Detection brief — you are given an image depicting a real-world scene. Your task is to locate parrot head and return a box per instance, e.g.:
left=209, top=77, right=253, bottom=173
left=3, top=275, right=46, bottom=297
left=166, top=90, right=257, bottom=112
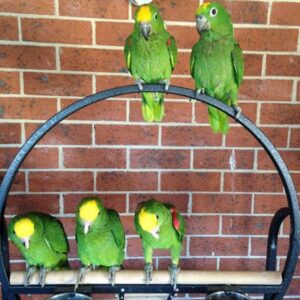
left=195, top=2, right=233, bottom=36
left=137, top=199, right=169, bottom=239
left=134, top=4, right=164, bottom=41
left=78, top=197, right=102, bottom=234
left=13, top=217, right=35, bottom=249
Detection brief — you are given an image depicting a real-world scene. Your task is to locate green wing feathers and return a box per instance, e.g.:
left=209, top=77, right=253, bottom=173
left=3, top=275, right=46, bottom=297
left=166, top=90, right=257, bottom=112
left=142, top=92, right=164, bottom=122
left=231, top=43, right=244, bottom=87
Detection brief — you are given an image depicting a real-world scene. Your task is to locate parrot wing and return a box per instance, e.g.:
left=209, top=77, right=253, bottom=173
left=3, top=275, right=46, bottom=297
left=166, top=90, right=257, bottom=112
left=43, top=216, right=69, bottom=254
left=108, top=210, right=125, bottom=249
left=124, top=35, right=133, bottom=73
left=166, top=35, right=177, bottom=71
left=165, top=204, right=185, bottom=243
left=190, top=44, right=197, bottom=79
left=231, top=42, right=244, bottom=87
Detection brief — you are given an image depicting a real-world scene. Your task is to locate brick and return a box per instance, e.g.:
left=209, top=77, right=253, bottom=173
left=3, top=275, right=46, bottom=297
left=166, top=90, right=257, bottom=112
left=130, top=149, right=190, bottom=169
left=186, top=215, right=219, bottom=235
left=261, top=103, right=300, bottom=125
left=194, top=149, right=254, bottom=170
left=224, top=173, right=282, bottom=193
left=271, top=2, right=300, bottom=26
left=290, top=128, right=300, bottom=148
left=0, top=72, right=20, bottom=94
left=244, top=54, right=263, bottom=76
left=121, top=215, right=135, bottom=235
left=190, top=237, right=248, bottom=256
left=60, top=217, right=76, bottom=237
left=280, top=257, right=300, bottom=276
left=63, top=148, right=126, bottom=169
left=162, top=126, right=222, bottom=147
left=61, top=99, right=127, bottom=121
left=192, top=194, right=251, bottom=214
left=0, top=46, right=55, bottom=69
left=260, top=127, right=289, bottom=148
left=220, top=258, right=266, bottom=271
left=225, top=127, right=260, bottom=148
left=63, top=193, right=126, bottom=214
left=167, top=25, right=199, bottom=50
left=287, top=278, right=300, bottom=295
left=222, top=216, right=272, bottom=235
left=0, top=147, right=59, bottom=169
left=95, top=124, right=158, bottom=145
left=129, top=100, right=193, bottom=123
left=254, top=195, right=287, bottom=214
left=122, top=258, right=145, bottom=270
left=96, top=22, right=132, bottom=46
left=60, top=48, right=124, bottom=72
left=96, top=75, right=133, bottom=92
left=6, top=194, right=59, bottom=215
left=22, top=18, right=92, bottom=45
left=59, top=0, right=128, bottom=19
left=0, top=16, right=18, bottom=41
left=239, top=80, right=293, bottom=101
left=161, top=172, right=220, bottom=192
left=174, top=52, right=190, bottom=75
left=97, top=171, right=158, bottom=191
left=0, top=123, right=21, bottom=144
left=24, top=73, right=92, bottom=97
left=25, top=123, right=92, bottom=145
left=258, top=150, right=300, bottom=171
left=297, top=82, right=300, bottom=102
left=0, top=171, right=25, bottom=192
left=129, top=193, right=189, bottom=213
left=266, top=55, right=300, bottom=77
left=170, top=257, right=217, bottom=270
left=0, top=98, right=57, bottom=120
left=251, top=237, right=288, bottom=256
left=29, top=171, right=93, bottom=192
left=0, top=0, right=54, bottom=14
left=235, top=28, right=298, bottom=52
left=127, top=237, right=146, bottom=257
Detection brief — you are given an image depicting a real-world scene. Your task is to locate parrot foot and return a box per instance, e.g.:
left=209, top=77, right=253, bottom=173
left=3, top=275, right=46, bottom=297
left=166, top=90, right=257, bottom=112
left=159, top=79, right=170, bottom=92
left=74, top=265, right=92, bottom=292
left=196, top=88, right=205, bottom=96
left=108, top=266, right=120, bottom=286
left=24, top=265, right=37, bottom=287
left=136, top=79, right=145, bottom=91
left=233, top=105, right=242, bottom=119
left=39, top=266, right=49, bottom=288
left=168, top=264, right=180, bottom=290
left=144, top=263, right=153, bottom=284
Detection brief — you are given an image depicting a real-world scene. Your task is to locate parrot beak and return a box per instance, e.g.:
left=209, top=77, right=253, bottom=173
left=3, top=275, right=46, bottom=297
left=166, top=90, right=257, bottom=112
left=196, top=15, right=210, bottom=34
left=22, top=238, right=30, bottom=249
left=140, top=22, right=151, bottom=41
left=83, top=222, right=91, bottom=234
left=150, top=226, right=160, bottom=239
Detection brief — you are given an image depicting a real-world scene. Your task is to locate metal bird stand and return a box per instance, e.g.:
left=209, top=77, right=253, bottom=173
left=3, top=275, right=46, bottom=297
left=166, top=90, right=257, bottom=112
left=0, top=85, right=299, bottom=300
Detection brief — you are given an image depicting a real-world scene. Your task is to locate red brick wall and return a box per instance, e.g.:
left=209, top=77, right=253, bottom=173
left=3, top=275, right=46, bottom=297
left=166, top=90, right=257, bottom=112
left=0, top=0, right=299, bottom=299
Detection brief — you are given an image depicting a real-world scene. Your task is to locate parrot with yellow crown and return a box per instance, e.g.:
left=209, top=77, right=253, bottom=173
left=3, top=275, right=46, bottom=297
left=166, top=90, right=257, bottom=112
left=124, top=4, right=177, bottom=122
left=134, top=199, right=185, bottom=288
left=75, top=197, right=125, bottom=289
left=190, top=2, right=244, bottom=134
left=8, top=212, right=69, bottom=287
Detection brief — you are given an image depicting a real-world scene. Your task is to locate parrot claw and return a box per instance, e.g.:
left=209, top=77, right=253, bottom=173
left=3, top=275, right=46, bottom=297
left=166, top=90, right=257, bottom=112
left=74, top=265, right=92, bottom=292
left=39, top=267, right=48, bottom=288
left=168, top=264, right=180, bottom=290
left=24, top=266, right=37, bottom=287
left=136, top=79, right=145, bottom=91
left=159, top=79, right=170, bottom=92
left=108, top=266, right=120, bottom=286
left=144, top=263, right=153, bottom=284
left=196, top=88, right=205, bottom=96
left=233, top=105, right=242, bottom=119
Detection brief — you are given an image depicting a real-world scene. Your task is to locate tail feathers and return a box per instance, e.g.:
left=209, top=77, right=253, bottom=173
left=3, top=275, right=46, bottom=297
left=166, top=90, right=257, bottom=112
left=142, top=92, right=164, bottom=122
left=208, top=105, right=229, bottom=135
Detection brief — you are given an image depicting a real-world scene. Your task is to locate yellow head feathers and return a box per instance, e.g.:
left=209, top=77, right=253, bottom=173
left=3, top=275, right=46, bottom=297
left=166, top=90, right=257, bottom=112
left=196, top=2, right=211, bottom=15
left=14, top=218, right=34, bottom=239
left=79, top=200, right=100, bottom=222
left=137, top=5, right=152, bottom=23
left=138, top=208, right=158, bottom=232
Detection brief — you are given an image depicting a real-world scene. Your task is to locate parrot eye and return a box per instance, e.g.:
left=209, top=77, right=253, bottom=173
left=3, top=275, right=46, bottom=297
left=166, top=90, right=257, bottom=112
left=156, top=214, right=159, bottom=220
left=154, top=12, right=158, bottom=20
left=210, top=7, right=218, bottom=17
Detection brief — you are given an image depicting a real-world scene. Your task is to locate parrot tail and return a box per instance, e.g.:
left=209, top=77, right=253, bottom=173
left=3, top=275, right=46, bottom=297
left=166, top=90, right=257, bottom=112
left=141, top=92, right=164, bottom=122
left=208, top=105, right=229, bottom=135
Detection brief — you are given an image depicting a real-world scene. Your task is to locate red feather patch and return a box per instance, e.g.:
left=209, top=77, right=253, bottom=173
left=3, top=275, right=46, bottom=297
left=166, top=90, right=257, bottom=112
left=171, top=207, right=180, bottom=231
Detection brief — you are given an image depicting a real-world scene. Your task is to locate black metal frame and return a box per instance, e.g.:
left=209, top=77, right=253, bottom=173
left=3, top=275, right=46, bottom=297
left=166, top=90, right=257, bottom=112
left=0, top=84, right=299, bottom=300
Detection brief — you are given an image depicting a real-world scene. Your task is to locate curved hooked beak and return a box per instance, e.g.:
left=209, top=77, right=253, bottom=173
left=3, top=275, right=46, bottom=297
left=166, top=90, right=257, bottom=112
left=83, top=221, right=92, bottom=234
left=196, top=15, right=210, bottom=34
left=140, top=22, right=151, bottom=41
left=150, top=225, right=160, bottom=239
left=22, top=238, right=30, bottom=249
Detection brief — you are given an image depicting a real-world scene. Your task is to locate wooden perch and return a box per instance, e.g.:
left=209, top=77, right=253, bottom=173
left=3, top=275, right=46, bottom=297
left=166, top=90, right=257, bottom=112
left=10, top=270, right=282, bottom=286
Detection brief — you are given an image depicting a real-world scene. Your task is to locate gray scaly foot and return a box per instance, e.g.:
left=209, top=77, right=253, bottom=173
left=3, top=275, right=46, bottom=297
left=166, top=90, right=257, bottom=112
left=24, top=265, right=37, bottom=287
left=233, top=105, right=242, bottom=119
left=108, top=266, right=120, bottom=286
left=74, top=265, right=92, bottom=292
left=144, top=263, right=153, bottom=285
left=168, top=264, right=180, bottom=290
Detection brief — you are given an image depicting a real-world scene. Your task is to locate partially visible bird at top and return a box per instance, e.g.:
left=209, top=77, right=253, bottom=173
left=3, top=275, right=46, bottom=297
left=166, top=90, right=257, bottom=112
left=130, top=0, right=152, bottom=6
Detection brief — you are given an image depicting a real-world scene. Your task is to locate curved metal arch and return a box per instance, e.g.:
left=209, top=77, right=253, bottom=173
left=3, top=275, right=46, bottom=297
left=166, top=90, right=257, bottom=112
left=0, top=84, right=299, bottom=300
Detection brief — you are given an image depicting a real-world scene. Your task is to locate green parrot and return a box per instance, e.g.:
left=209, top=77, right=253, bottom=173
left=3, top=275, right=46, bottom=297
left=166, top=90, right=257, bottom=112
left=8, top=212, right=69, bottom=287
left=124, top=4, right=178, bottom=122
left=190, top=2, right=244, bottom=134
left=134, top=199, right=185, bottom=288
left=75, top=197, right=125, bottom=289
